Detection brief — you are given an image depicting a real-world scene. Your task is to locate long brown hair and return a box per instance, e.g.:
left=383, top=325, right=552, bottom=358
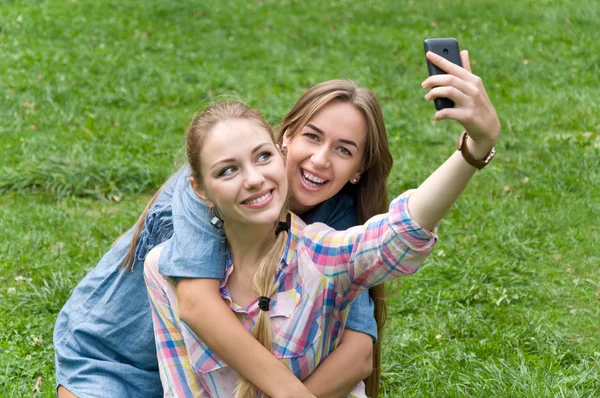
left=277, top=80, right=393, bottom=397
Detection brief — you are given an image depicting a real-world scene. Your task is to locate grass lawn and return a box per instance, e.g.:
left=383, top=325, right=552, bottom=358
left=1, top=0, right=599, bottom=396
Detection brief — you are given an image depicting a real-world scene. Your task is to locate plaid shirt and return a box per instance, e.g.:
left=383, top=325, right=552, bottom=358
left=145, top=192, right=438, bottom=397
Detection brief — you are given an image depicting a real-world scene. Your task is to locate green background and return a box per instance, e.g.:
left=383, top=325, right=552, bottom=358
left=1, top=0, right=598, bottom=396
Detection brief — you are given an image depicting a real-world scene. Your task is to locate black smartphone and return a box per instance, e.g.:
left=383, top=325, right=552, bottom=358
left=423, top=38, right=463, bottom=110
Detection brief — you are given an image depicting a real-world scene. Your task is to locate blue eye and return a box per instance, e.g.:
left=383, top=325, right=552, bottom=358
left=219, top=166, right=238, bottom=177
left=257, top=151, right=273, bottom=162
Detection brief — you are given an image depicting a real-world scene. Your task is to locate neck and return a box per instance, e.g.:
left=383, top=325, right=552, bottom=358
left=225, top=221, right=277, bottom=272
left=289, top=196, right=314, bottom=216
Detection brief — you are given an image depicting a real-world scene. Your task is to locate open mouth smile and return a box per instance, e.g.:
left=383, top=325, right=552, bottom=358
left=300, top=168, right=330, bottom=190
left=241, top=189, right=275, bottom=208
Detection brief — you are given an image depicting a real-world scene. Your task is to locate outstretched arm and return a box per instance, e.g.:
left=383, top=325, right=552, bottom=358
left=408, top=50, right=501, bottom=230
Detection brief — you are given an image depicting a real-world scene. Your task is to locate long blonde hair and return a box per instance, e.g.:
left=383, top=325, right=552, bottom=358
left=277, top=80, right=394, bottom=397
left=185, top=102, right=286, bottom=398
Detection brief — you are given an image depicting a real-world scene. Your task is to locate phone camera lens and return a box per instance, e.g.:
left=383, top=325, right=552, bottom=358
left=443, top=48, right=449, bottom=55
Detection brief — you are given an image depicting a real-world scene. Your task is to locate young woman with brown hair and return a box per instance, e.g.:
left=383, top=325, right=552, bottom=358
left=145, top=50, right=500, bottom=397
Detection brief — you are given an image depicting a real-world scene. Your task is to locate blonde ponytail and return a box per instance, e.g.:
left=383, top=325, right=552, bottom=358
left=234, top=226, right=289, bottom=398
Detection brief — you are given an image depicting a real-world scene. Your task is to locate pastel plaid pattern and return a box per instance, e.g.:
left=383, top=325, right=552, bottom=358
left=145, top=191, right=438, bottom=397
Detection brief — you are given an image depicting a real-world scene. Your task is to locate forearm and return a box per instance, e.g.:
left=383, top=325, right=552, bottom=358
left=177, top=278, right=314, bottom=398
left=303, top=330, right=373, bottom=398
left=412, top=50, right=501, bottom=231
left=407, top=136, right=494, bottom=230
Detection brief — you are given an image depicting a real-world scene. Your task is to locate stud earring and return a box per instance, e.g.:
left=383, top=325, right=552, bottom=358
left=350, top=176, right=361, bottom=184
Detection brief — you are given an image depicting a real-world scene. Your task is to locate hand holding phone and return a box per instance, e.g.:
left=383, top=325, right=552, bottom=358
left=424, top=38, right=463, bottom=110
left=421, top=43, right=501, bottom=154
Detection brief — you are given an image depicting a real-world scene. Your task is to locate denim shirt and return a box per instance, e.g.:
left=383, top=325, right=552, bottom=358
left=54, top=165, right=376, bottom=398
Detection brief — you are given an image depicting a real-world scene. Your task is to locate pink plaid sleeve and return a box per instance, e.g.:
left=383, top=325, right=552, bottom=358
left=144, top=247, right=203, bottom=397
left=299, top=190, right=438, bottom=304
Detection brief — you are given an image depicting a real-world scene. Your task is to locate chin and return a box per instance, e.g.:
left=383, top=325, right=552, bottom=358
left=252, top=213, right=283, bottom=225
left=296, top=191, right=326, bottom=209
left=243, top=204, right=284, bottom=225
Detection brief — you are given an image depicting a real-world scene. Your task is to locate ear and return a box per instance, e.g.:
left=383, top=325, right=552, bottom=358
left=353, top=165, right=364, bottom=181
left=190, top=177, right=215, bottom=209
left=349, top=165, right=364, bottom=184
left=281, top=129, right=291, bottom=147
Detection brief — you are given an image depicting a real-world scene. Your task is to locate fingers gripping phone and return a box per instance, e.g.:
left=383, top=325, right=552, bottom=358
left=424, top=38, right=463, bottom=110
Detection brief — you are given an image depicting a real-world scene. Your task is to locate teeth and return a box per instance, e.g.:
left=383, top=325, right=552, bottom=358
left=302, top=170, right=327, bottom=185
left=244, top=192, right=270, bottom=205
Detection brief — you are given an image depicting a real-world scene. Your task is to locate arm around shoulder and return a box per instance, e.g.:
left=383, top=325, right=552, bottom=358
left=176, top=278, right=316, bottom=398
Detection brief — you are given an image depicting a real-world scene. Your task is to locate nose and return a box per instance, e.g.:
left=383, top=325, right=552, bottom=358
left=310, top=147, right=331, bottom=169
left=244, top=166, right=265, bottom=190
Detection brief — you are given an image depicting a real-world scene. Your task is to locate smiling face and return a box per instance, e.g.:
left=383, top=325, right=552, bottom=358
left=283, top=100, right=367, bottom=214
left=194, top=119, right=288, bottom=228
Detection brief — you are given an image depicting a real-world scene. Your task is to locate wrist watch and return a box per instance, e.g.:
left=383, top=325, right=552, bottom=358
left=456, top=131, right=495, bottom=170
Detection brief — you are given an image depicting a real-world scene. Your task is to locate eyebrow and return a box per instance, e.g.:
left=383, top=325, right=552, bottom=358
left=210, top=143, right=271, bottom=171
left=306, top=123, right=358, bottom=149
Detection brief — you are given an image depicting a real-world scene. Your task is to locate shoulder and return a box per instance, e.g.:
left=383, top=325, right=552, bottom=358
left=144, top=245, right=166, bottom=277
left=146, top=245, right=164, bottom=264
left=289, top=212, right=337, bottom=244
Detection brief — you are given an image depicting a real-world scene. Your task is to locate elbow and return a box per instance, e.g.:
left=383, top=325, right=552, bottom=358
left=340, top=330, right=375, bottom=380
left=176, top=289, right=211, bottom=328
left=177, top=294, right=197, bottom=326
left=175, top=278, right=222, bottom=327
left=353, top=335, right=374, bottom=380
left=359, top=345, right=374, bottom=380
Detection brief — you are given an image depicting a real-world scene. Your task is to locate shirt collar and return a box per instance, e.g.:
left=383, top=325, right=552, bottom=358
left=221, top=213, right=304, bottom=288
left=283, top=211, right=303, bottom=267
